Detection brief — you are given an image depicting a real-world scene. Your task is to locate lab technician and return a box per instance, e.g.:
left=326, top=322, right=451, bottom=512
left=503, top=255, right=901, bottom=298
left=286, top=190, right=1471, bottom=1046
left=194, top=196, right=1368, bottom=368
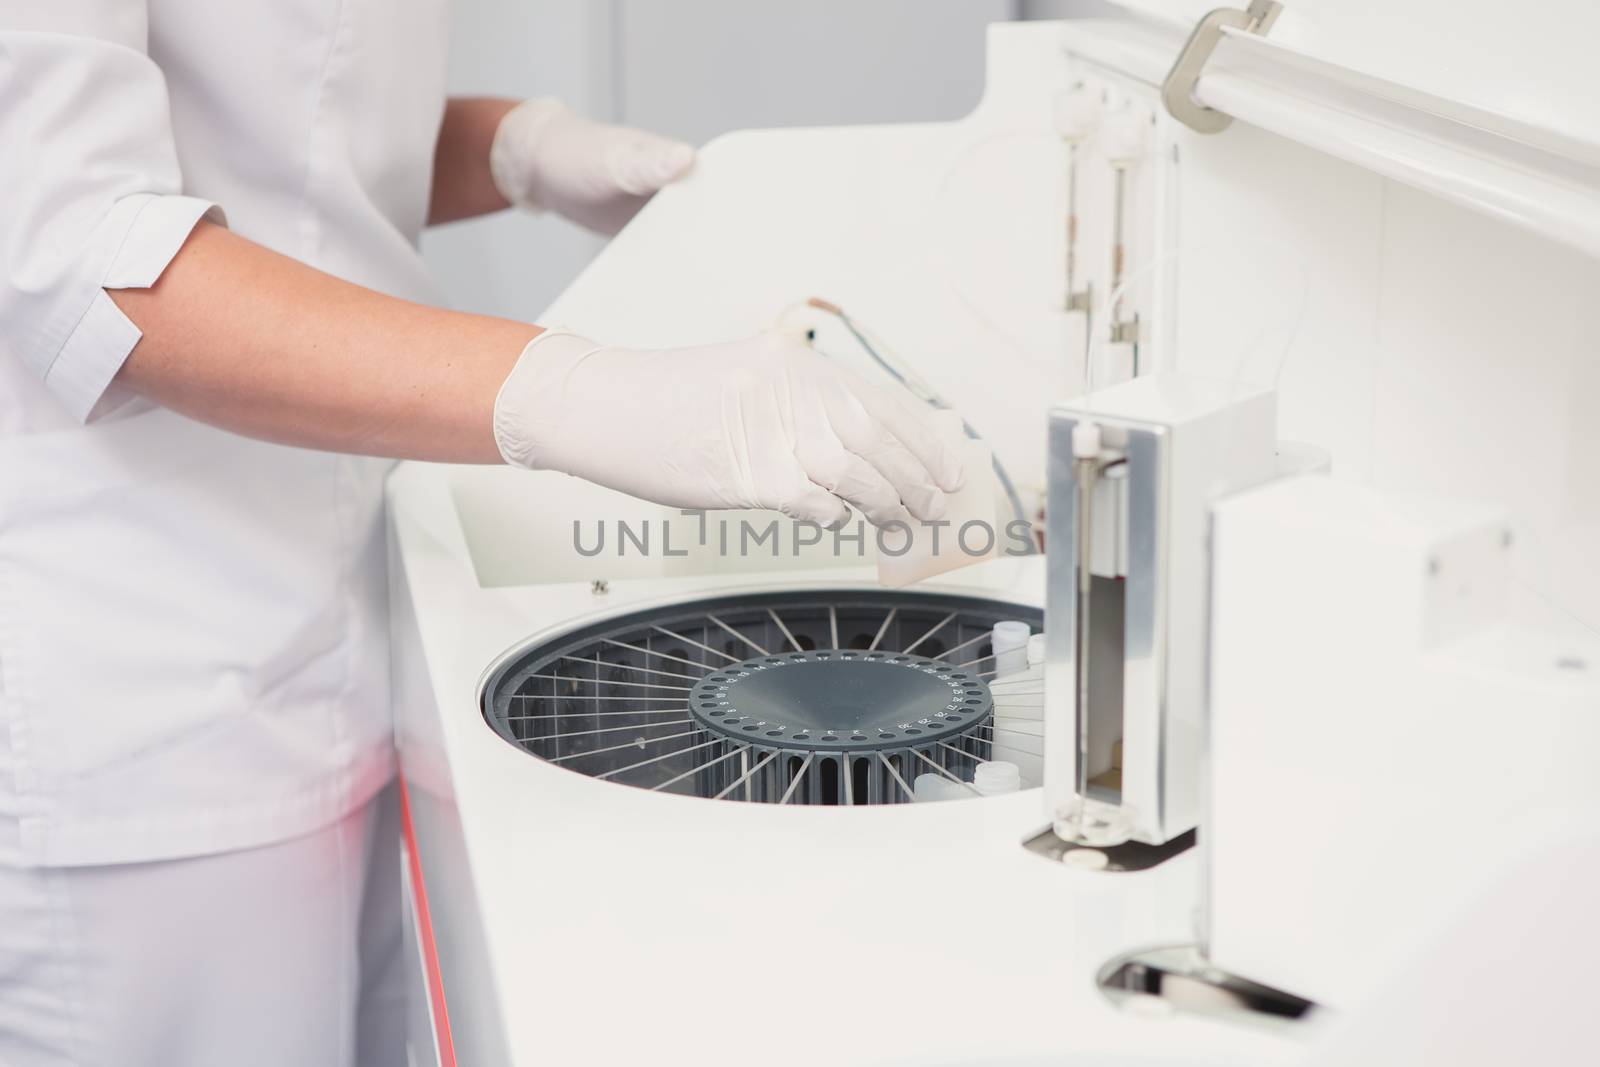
left=0, top=4, right=964, bottom=1065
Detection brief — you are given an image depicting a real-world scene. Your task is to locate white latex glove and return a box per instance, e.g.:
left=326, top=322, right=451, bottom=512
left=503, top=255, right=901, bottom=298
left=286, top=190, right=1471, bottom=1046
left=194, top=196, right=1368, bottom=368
left=494, top=331, right=967, bottom=528
left=489, top=98, right=696, bottom=235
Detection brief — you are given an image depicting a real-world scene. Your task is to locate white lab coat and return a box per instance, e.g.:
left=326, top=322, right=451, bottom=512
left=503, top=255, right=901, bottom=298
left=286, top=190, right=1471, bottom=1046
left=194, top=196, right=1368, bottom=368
left=0, top=0, right=451, bottom=866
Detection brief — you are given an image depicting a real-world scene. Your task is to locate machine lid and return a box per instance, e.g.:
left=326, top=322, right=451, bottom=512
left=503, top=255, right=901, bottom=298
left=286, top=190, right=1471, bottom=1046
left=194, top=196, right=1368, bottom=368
left=1110, top=0, right=1600, bottom=145
left=1074, top=2, right=1600, bottom=259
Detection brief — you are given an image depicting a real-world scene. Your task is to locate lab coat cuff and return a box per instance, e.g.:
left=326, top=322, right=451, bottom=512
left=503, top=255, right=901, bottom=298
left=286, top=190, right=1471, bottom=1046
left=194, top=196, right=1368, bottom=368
left=43, top=193, right=223, bottom=423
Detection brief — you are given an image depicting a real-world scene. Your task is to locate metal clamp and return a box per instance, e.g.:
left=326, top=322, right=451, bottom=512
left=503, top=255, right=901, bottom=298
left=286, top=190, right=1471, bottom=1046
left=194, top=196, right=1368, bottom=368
left=1161, top=0, right=1282, bottom=134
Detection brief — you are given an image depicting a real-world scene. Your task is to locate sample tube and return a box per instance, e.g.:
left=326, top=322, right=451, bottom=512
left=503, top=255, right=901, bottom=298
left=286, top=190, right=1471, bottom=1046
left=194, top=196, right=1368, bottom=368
left=991, top=621, right=1031, bottom=677
left=973, top=762, right=1022, bottom=796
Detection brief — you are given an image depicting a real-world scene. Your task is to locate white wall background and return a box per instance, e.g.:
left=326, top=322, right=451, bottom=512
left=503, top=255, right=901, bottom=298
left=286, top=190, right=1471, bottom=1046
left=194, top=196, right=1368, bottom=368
left=1020, top=0, right=1124, bottom=17
left=419, top=0, right=616, bottom=325
left=421, top=0, right=1074, bottom=323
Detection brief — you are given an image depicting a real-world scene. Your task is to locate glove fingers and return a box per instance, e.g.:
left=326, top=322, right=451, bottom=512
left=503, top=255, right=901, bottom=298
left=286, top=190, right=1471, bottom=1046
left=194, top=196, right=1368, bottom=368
left=773, top=478, right=851, bottom=528
left=796, top=440, right=914, bottom=529
left=856, top=385, right=966, bottom=493
left=608, top=134, right=696, bottom=196
left=826, top=413, right=948, bottom=523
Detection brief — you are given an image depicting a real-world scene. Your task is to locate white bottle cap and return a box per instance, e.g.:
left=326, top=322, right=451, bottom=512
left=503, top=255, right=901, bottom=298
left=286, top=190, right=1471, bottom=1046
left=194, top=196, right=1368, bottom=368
left=1072, top=420, right=1102, bottom=459
left=991, top=621, right=1031, bottom=678
left=991, top=620, right=1030, bottom=651
left=914, top=773, right=952, bottom=802
left=972, top=761, right=1022, bottom=796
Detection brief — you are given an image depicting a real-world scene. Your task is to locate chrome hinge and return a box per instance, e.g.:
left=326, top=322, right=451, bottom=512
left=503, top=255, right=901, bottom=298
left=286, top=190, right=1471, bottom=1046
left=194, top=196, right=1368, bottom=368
left=1161, top=0, right=1282, bottom=134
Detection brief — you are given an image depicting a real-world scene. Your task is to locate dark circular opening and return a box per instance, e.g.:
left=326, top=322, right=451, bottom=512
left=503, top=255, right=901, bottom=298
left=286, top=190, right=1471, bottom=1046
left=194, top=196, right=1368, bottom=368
left=486, top=589, right=1035, bottom=806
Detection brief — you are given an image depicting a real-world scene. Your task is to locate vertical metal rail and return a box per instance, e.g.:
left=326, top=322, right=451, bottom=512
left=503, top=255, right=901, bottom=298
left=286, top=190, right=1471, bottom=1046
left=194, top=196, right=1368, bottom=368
left=1073, top=453, right=1100, bottom=838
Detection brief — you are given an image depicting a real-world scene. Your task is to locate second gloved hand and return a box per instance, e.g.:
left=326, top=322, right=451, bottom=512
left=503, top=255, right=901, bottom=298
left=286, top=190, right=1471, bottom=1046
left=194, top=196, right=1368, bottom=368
left=490, top=98, right=696, bottom=235
left=494, top=331, right=967, bottom=528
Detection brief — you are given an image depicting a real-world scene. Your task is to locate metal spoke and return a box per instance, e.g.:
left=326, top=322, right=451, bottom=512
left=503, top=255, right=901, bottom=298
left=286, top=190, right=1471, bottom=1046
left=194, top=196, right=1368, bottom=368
left=902, top=612, right=957, bottom=656
left=937, top=740, right=987, bottom=763
left=649, top=746, right=746, bottom=792
left=932, top=631, right=989, bottom=661
left=768, top=608, right=804, bottom=653
left=600, top=639, right=716, bottom=673
left=512, top=693, right=684, bottom=703
left=558, top=654, right=704, bottom=682
left=521, top=674, right=692, bottom=693
left=867, top=608, right=897, bottom=651
left=505, top=707, right=692, bottom=721
left=545, top=729, right=703, bottom=764
left=974, top=724, right=1037, bottom=738
left=529, top=719, right=692, bottom=742
left=877, top=752, right=915, bottom=801
left=599, top=738, right=726, bottom=782
left=778, top=755, right=815, bottom=804
left=651, top=625, right=741, bottom=663
left=713, top=751, right=777, bottom=800
left=828, top=605, right=839, bottom=650
left=708, top=614, right=769, bottom=657
left=954, top=652, right=998, bottom=669
left=911, top=747, right=981, bottom=795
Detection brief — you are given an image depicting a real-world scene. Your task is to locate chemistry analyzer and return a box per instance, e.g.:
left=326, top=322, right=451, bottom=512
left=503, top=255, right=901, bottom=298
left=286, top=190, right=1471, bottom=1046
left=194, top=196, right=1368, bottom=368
left=387, top=3, right=1600, bottom=1064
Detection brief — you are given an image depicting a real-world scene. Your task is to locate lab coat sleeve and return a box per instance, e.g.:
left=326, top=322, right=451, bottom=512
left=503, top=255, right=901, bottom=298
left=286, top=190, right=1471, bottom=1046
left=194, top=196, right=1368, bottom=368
left=0, top=5, right=222, bottom=422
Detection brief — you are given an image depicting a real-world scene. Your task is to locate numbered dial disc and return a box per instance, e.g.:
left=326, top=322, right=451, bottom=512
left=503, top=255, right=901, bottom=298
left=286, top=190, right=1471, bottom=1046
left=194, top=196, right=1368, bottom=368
left=689, top=650, right=993, bottom=752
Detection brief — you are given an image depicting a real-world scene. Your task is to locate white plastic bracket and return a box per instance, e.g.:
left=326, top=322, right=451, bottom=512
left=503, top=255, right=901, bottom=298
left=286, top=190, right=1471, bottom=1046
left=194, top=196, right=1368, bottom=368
left=1160, top=0, right=1282, bottom=134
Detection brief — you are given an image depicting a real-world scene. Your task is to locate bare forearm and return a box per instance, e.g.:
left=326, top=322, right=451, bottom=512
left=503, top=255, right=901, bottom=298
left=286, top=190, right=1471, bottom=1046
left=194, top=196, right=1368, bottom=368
left=429, top=96, right=518, bottom=225
left=111, top=221, right=539, bottom=463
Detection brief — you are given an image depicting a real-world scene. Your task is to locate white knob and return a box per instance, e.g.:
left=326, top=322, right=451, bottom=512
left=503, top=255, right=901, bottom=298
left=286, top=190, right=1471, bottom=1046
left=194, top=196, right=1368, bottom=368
left=1054, top=87, right=1105, bottom=143
left=1100, top=107, right=1151, bottom=165
left=1072, top=420, right=1102, bottom=459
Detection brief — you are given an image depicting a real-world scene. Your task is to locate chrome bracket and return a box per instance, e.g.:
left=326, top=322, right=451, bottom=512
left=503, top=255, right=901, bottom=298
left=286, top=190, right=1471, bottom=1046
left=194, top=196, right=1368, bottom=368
left=1109, top=315, right=1141, bottom=345
left=1161, top=0, right=1282, bottom=134
left=1098, top=944, right=1315, bottom=1026
left=1023, top=825, right=1194, bottom=873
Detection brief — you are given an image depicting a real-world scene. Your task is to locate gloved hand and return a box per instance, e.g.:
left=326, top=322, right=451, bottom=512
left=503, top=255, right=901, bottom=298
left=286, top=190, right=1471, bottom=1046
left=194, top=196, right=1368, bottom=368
left=494, top=330, right=967, bottom=528
left=489, top=98, right=695, bottom=235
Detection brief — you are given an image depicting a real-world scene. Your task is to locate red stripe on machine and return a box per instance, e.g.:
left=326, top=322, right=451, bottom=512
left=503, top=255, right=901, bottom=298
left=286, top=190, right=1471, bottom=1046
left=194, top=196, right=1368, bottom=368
left=399, top=773, right=458, bottom=1067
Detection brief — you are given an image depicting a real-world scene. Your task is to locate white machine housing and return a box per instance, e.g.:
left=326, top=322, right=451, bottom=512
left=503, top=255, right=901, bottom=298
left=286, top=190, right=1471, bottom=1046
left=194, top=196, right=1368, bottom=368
left=1207, top=475, right=1600, bottom=1009
left=388, top=4, right=1600, bottom=1064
